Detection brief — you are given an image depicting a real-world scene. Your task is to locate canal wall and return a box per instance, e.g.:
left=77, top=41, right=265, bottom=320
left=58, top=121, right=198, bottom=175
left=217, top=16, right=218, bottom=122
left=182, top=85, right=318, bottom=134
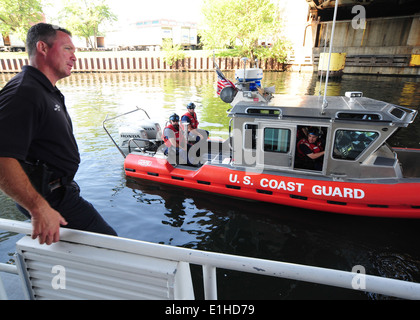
left=1, top=48, right=417, bottom=77
left=1, top=51, right=417, bottom=75
left=0, top=55, right=287, bottom=73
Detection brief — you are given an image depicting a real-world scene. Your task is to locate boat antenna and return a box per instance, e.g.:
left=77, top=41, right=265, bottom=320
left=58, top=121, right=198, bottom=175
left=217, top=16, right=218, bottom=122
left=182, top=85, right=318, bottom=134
left=212, top=50, right=217, bottom=69
left=321, top=0, right=339, bottom=115
left=241, top=57, right=248, bottom=83
left=319, top=23, right=329, bottom=97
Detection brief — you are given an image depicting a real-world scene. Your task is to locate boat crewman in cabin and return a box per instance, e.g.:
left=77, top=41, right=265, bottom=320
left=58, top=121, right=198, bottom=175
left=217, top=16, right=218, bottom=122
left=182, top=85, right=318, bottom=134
left=0, top=23, right=117, bottom=245
left=296, top=127, right=325, bottom=171
left=163, top=113, right=192, bottom=165
left=181, top=102, right=209, bottom=143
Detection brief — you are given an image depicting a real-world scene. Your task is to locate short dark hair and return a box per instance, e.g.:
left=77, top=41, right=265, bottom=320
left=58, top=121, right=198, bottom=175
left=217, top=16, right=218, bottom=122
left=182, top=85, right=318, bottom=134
left=26, top=23, right=72, bottom=57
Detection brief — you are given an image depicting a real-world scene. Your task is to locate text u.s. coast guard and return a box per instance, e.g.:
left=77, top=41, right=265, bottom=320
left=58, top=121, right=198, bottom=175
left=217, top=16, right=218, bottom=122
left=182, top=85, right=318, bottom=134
left=229, top=174, right=365, bottom=199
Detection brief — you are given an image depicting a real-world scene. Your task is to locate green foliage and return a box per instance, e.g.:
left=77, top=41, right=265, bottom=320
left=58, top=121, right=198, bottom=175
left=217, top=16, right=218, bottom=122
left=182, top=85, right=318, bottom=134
left=200, top=0, right=290, bottom=63
left=59, top=0, right=117, bottom=49
left=162, top=39, right=185, bottom=67
left=254, top=39, right=291, bottom=63
left=0, top=0, right=44, bottom=42
left=215, top=48, right=244, bottom=58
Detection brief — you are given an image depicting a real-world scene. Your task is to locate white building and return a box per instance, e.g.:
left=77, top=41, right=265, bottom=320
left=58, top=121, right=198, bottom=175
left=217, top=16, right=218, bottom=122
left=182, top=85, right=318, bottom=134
left=105, top=19, right=198, bottom=50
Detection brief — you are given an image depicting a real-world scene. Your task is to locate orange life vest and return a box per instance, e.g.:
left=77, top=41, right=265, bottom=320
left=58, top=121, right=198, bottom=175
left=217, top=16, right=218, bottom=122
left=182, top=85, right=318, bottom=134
left=163, top=124, right=185, bottom=147
left=297, top=138, right=323, bottom=158
left=183, top=112, right=199, bottom=130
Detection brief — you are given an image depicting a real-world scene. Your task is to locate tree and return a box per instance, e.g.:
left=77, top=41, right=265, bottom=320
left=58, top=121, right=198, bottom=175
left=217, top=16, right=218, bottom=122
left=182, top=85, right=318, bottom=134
left=200, top=0, right=289, bottom=63
left=59, top=0, right=117, bottom=49
left=162, top=39, right=185, bottom=67
left=0, top=0, right=44, bottom=42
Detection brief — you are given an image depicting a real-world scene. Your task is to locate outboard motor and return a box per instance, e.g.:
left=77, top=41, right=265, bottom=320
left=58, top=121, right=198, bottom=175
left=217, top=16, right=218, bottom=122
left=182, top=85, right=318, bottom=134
left=118, top=119, right=161, bottom=152
left=104, top=107, right=163, bottom=157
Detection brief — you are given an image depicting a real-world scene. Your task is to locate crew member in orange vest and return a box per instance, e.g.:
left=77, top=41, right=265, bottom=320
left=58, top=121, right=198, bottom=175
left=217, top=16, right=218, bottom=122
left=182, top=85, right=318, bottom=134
left=297, top=127, right=325, bottom=171
left=162, top=113, right=191, bottom=165
left=181, top=102, right=208, bottom=142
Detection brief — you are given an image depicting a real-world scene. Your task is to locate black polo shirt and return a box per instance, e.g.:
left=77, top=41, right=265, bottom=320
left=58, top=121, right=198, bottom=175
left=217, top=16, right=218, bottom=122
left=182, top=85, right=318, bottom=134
left=0, top=65, right=80, bottom=179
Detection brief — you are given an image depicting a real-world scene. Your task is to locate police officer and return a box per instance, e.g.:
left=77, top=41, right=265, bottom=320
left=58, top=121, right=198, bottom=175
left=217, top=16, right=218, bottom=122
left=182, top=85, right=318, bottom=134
left=0, top=23, right=117, bottom=245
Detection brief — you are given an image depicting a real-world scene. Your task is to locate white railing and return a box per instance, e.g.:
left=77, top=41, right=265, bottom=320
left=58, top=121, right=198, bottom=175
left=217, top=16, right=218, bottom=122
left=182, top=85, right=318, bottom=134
left=1, top=218, right=420, bottom=300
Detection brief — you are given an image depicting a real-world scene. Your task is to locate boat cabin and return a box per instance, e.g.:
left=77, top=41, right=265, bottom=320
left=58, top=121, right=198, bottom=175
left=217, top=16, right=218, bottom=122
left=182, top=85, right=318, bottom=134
left=227, top=92, right=418, bottom=180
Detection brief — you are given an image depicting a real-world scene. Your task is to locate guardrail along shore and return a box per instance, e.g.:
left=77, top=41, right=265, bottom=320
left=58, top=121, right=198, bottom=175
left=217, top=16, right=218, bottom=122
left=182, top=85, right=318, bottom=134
left=0, top=55, right=287, bottom=73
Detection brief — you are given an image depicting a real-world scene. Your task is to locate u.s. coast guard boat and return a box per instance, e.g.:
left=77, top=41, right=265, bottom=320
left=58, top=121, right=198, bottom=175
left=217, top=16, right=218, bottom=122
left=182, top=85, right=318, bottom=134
left=104, top=62, right=420, bottom=219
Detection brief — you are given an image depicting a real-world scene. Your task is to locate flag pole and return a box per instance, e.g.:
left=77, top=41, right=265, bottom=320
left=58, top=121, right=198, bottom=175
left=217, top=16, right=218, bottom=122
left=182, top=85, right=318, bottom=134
left=321, top=0, right=339, bottom=115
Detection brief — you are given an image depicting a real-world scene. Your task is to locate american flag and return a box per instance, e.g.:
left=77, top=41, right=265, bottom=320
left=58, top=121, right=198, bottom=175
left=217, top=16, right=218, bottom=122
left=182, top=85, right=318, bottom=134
left=216, top=68, right=235, bottom=96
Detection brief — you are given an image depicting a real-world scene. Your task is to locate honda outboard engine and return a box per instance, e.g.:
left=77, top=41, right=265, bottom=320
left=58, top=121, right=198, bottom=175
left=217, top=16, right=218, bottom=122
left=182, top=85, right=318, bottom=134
left=119, top=119, right=161, bottom=152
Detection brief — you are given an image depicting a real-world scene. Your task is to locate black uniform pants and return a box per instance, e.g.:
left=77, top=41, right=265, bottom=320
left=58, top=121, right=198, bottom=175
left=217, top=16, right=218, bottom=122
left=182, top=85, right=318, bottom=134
left=17, top=181, right=117, bottom=236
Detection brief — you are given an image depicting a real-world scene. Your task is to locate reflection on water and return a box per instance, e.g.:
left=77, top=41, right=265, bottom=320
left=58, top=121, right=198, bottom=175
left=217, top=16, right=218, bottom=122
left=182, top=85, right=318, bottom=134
left=1, top=71, right=420, bottom=299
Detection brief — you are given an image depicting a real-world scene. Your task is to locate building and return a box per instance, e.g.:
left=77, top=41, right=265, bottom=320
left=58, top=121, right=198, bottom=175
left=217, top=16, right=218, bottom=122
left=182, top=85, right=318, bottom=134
left=105, top=19, right=198, bottom=51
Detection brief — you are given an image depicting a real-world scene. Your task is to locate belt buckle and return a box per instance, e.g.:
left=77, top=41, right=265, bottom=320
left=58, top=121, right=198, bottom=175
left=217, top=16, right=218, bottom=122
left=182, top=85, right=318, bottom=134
left=48, top=178, right=63, bottom=192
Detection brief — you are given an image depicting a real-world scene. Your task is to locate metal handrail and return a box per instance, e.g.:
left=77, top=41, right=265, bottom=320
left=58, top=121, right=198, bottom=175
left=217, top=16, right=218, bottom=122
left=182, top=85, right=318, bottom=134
left=1, top=218, right=420, bottom=300
left=102, top=107, right=151, bottom=158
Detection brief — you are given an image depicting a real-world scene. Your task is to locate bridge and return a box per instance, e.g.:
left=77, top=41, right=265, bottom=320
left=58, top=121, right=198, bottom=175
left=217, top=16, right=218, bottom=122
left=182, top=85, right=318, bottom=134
left=288, top=0, right=419, bottom=76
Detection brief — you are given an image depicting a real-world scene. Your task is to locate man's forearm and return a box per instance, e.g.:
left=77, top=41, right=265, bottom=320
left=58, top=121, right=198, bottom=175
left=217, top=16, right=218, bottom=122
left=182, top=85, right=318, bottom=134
left=0, top=157, right=67, bottom=244
left=0, top=157, right=48, bottom=217
left=308, top=151, right=325, bottom=160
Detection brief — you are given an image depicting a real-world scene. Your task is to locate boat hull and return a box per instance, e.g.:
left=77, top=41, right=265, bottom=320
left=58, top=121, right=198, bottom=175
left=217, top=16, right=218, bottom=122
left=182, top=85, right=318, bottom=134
left=124, top=153, right=420, bottom=219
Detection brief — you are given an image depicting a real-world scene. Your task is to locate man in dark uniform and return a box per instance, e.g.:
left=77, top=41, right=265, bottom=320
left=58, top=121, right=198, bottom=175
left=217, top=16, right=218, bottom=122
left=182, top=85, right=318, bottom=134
left=0, top=23, right=116, bottom=245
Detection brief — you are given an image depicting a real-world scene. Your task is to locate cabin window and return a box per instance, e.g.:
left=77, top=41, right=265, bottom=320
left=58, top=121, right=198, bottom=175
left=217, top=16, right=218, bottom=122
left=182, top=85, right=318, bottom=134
left=247, top=108, right=281, bottom=116
left=244, top=124, right=258, bottom=150
left=264, top=128, right=291, bottom=153
left=333, top=130, right=379, bottom=160
left=336, top=113, right=381, bottom=121
left=389, top=107, right=405, bottom=119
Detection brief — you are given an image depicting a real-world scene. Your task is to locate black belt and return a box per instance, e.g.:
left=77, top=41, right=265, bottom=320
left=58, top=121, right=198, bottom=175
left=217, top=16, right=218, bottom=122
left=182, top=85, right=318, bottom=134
left=48, top=177, right=73, bottom=192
